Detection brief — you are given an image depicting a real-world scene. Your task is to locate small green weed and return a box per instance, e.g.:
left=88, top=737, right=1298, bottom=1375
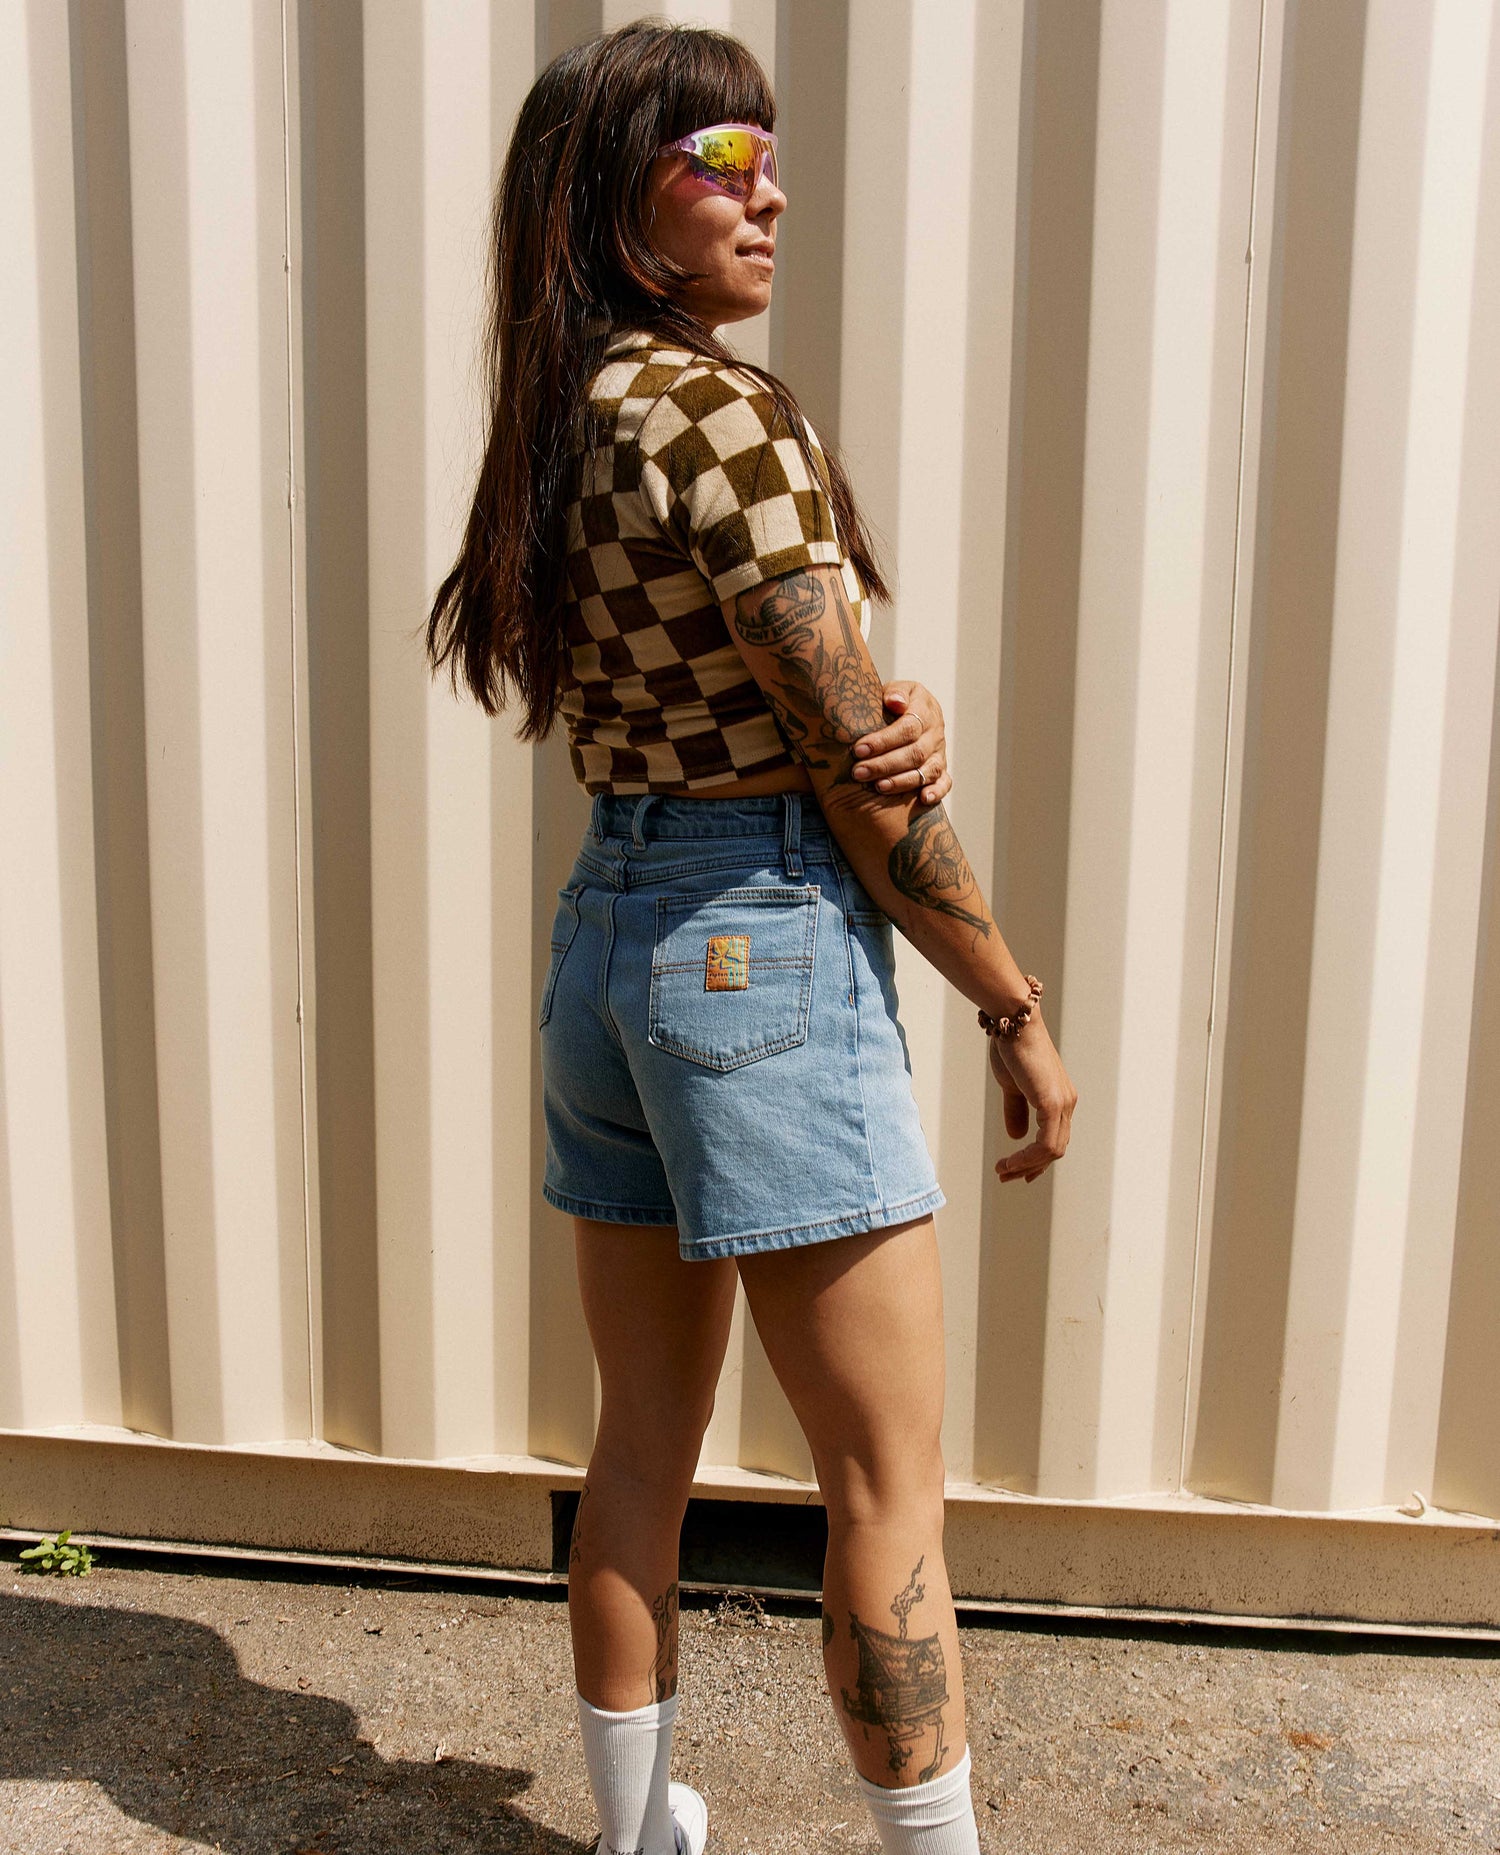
left=18, top=1529, right=95, bottom=1576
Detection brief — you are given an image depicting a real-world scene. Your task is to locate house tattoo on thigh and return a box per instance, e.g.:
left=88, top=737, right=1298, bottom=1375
left=839, top=1555, right=950, bottom=1781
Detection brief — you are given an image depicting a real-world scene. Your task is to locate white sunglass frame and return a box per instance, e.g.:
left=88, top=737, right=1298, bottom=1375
left=655, top=120, right=779, bottom=197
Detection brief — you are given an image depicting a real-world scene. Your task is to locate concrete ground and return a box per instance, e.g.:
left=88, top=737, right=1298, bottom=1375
left=2, top=1545, right=1498, bottom=1854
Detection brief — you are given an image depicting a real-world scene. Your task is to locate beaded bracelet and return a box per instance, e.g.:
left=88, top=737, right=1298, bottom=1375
left=977, top=975, right=1043, bottom=1041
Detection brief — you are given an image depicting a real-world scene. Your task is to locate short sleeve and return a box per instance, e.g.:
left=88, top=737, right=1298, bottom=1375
left=637, top=363, right=846, bottom=604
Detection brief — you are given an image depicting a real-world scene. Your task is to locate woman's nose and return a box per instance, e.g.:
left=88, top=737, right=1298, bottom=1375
left=751, top=176, right=786, bottom=218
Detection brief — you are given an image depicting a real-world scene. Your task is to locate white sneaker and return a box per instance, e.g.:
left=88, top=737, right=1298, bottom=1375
left=669, top=1780, right=709, bottom=1854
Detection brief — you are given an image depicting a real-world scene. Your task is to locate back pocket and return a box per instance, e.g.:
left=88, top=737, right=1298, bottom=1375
left=649, top=886, right=819, bottom=1072
left=538, top=886, right=583, bottom=1030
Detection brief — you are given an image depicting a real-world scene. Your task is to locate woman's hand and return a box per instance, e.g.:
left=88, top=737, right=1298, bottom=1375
left=851, top=681, right=951, bottom=806
left=988, top=1013, right=1078, bottom=1185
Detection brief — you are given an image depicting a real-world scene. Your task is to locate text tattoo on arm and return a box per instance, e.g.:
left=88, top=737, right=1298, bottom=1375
left=731, top=570, right=828, bottom=646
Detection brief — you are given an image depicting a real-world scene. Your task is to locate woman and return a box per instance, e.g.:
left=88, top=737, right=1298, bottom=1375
left=427, top=20, right=1076, bottom=1854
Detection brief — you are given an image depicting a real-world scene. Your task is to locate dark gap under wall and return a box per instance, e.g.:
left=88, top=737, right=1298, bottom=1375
left=551, top=1492, right=828, bottom=1594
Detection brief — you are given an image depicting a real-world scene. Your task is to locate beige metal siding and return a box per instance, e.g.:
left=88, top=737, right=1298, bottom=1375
left=3, top=0, right=1499, bottom=1618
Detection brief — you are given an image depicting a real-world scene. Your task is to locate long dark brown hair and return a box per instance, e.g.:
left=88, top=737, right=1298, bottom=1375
left=424, top=16, right=892, bottom=734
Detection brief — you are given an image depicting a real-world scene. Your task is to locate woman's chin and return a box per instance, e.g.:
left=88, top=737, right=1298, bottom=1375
left=700, top=294, right=772, bottom=329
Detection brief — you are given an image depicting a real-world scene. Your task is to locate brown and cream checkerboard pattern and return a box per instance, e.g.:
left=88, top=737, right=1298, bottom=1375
left=558, top=327, right=870, bottom=793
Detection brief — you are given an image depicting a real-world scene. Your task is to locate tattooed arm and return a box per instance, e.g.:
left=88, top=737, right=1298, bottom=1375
left=722, top=565, right=1034, bottom=1022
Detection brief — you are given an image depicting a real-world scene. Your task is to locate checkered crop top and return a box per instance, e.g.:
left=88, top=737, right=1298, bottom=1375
left=558, top=326, right=870, bottom=794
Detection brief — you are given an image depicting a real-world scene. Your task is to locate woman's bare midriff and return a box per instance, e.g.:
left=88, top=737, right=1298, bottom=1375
left=670, top=763, right=815, bottom=799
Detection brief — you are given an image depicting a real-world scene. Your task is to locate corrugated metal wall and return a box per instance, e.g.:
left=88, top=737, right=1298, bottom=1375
left=4, top=0, right=1500, bottom=1617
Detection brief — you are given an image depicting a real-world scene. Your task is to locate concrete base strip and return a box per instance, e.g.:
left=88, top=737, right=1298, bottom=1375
left=3, top=1427, right=1498, bottom=1634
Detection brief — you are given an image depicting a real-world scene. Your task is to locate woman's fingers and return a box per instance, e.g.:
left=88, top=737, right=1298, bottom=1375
left=997, top=1143, right=1056, bottom=1181
left=994, top=1090, right=1074, bottom=1181
left=869, top=759, right=947, bottom=799
left=852, top=707, right=924, bottom=773
left=989, top=1028, right=1078, bottom=1184
left=856, top=689, right=949, bottom=794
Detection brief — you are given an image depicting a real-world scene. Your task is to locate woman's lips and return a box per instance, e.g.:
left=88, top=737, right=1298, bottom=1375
left=741, top=248, right=775, bottom=265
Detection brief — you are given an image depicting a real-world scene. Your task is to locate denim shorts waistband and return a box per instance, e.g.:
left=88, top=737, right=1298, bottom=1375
left=588, top=790, right=832, bottom=845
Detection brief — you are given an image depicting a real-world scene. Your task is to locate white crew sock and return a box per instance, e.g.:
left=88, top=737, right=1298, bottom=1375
left=575, top=1689, right=679, bottom=1855
left=856, top=1743, right=982, bottom=1853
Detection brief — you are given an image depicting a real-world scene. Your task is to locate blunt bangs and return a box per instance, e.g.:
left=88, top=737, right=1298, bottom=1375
left=650, top=30, right=776, bottom=147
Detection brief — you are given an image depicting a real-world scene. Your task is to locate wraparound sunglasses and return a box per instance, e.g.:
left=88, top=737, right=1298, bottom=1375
left=654, top=121, right=779, bottom=199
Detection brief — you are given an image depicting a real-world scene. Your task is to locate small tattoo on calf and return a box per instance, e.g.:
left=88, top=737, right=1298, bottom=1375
left=839, top=1555, right=951, bottom=1782
left=569, top=1484, right=590, bottom=1568
left=650, top=1578, right=679, bottom=1702
left=822, top=1607, right=835, bottom=1648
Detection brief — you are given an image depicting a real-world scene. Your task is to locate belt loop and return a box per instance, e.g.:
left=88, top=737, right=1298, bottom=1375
left=631, top=794, right=658, bottom=850
left=589, top=793, right=605, bottom=842
left=781, top=792, right=804, bottom=880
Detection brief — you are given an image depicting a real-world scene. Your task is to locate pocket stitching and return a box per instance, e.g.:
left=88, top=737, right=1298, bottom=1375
left=648, top=887, right=819, bottom=1071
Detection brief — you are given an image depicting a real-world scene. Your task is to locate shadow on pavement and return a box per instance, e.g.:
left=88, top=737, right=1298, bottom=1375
left=0, top=1587, right=590, bottom=1853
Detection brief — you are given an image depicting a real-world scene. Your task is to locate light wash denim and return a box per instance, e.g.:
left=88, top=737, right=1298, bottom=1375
left=539, top=791, right=945, bottom=1260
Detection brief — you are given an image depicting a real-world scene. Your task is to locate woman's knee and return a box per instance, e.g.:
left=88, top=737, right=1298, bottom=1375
left=590, top=1394, right=712, bottom=1505
left=817, top=1432, right=947, bottom=1533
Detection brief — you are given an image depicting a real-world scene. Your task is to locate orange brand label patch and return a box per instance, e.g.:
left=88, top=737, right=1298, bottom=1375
left=705, top=934, right=750, bottom=991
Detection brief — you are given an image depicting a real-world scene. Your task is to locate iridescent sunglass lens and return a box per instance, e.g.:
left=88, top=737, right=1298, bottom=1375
left=685, top=129, right=773, bottom=197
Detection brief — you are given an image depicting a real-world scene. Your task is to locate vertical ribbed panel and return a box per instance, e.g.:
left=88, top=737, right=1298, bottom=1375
left=1, top=0, right=116, bottom=1433
left=357, top=0, right=541, bottom=1461
left=3, top=0, right=1499, bottom=1573
left=1187, top=0, right=1500, bottom=1519
left=123, top=0, right=311, bottom=1444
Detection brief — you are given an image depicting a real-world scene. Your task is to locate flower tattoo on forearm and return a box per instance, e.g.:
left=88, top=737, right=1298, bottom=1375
left=886, top=803, right=992, bottom=938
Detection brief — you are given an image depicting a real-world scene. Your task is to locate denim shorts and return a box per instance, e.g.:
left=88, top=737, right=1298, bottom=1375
left=538, top=791, right=946, bottom=1260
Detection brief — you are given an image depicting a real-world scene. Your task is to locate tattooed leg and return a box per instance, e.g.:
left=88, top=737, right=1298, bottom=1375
left=649, top=1578, right=679, bottom=1702
left=837, top=1556, right=953, bottom=1783
left=569, top=1482, right=591, bottom=1568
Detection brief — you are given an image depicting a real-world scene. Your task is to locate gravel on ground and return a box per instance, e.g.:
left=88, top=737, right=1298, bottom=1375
left=2, top=1548, right=1497, bottom=1853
